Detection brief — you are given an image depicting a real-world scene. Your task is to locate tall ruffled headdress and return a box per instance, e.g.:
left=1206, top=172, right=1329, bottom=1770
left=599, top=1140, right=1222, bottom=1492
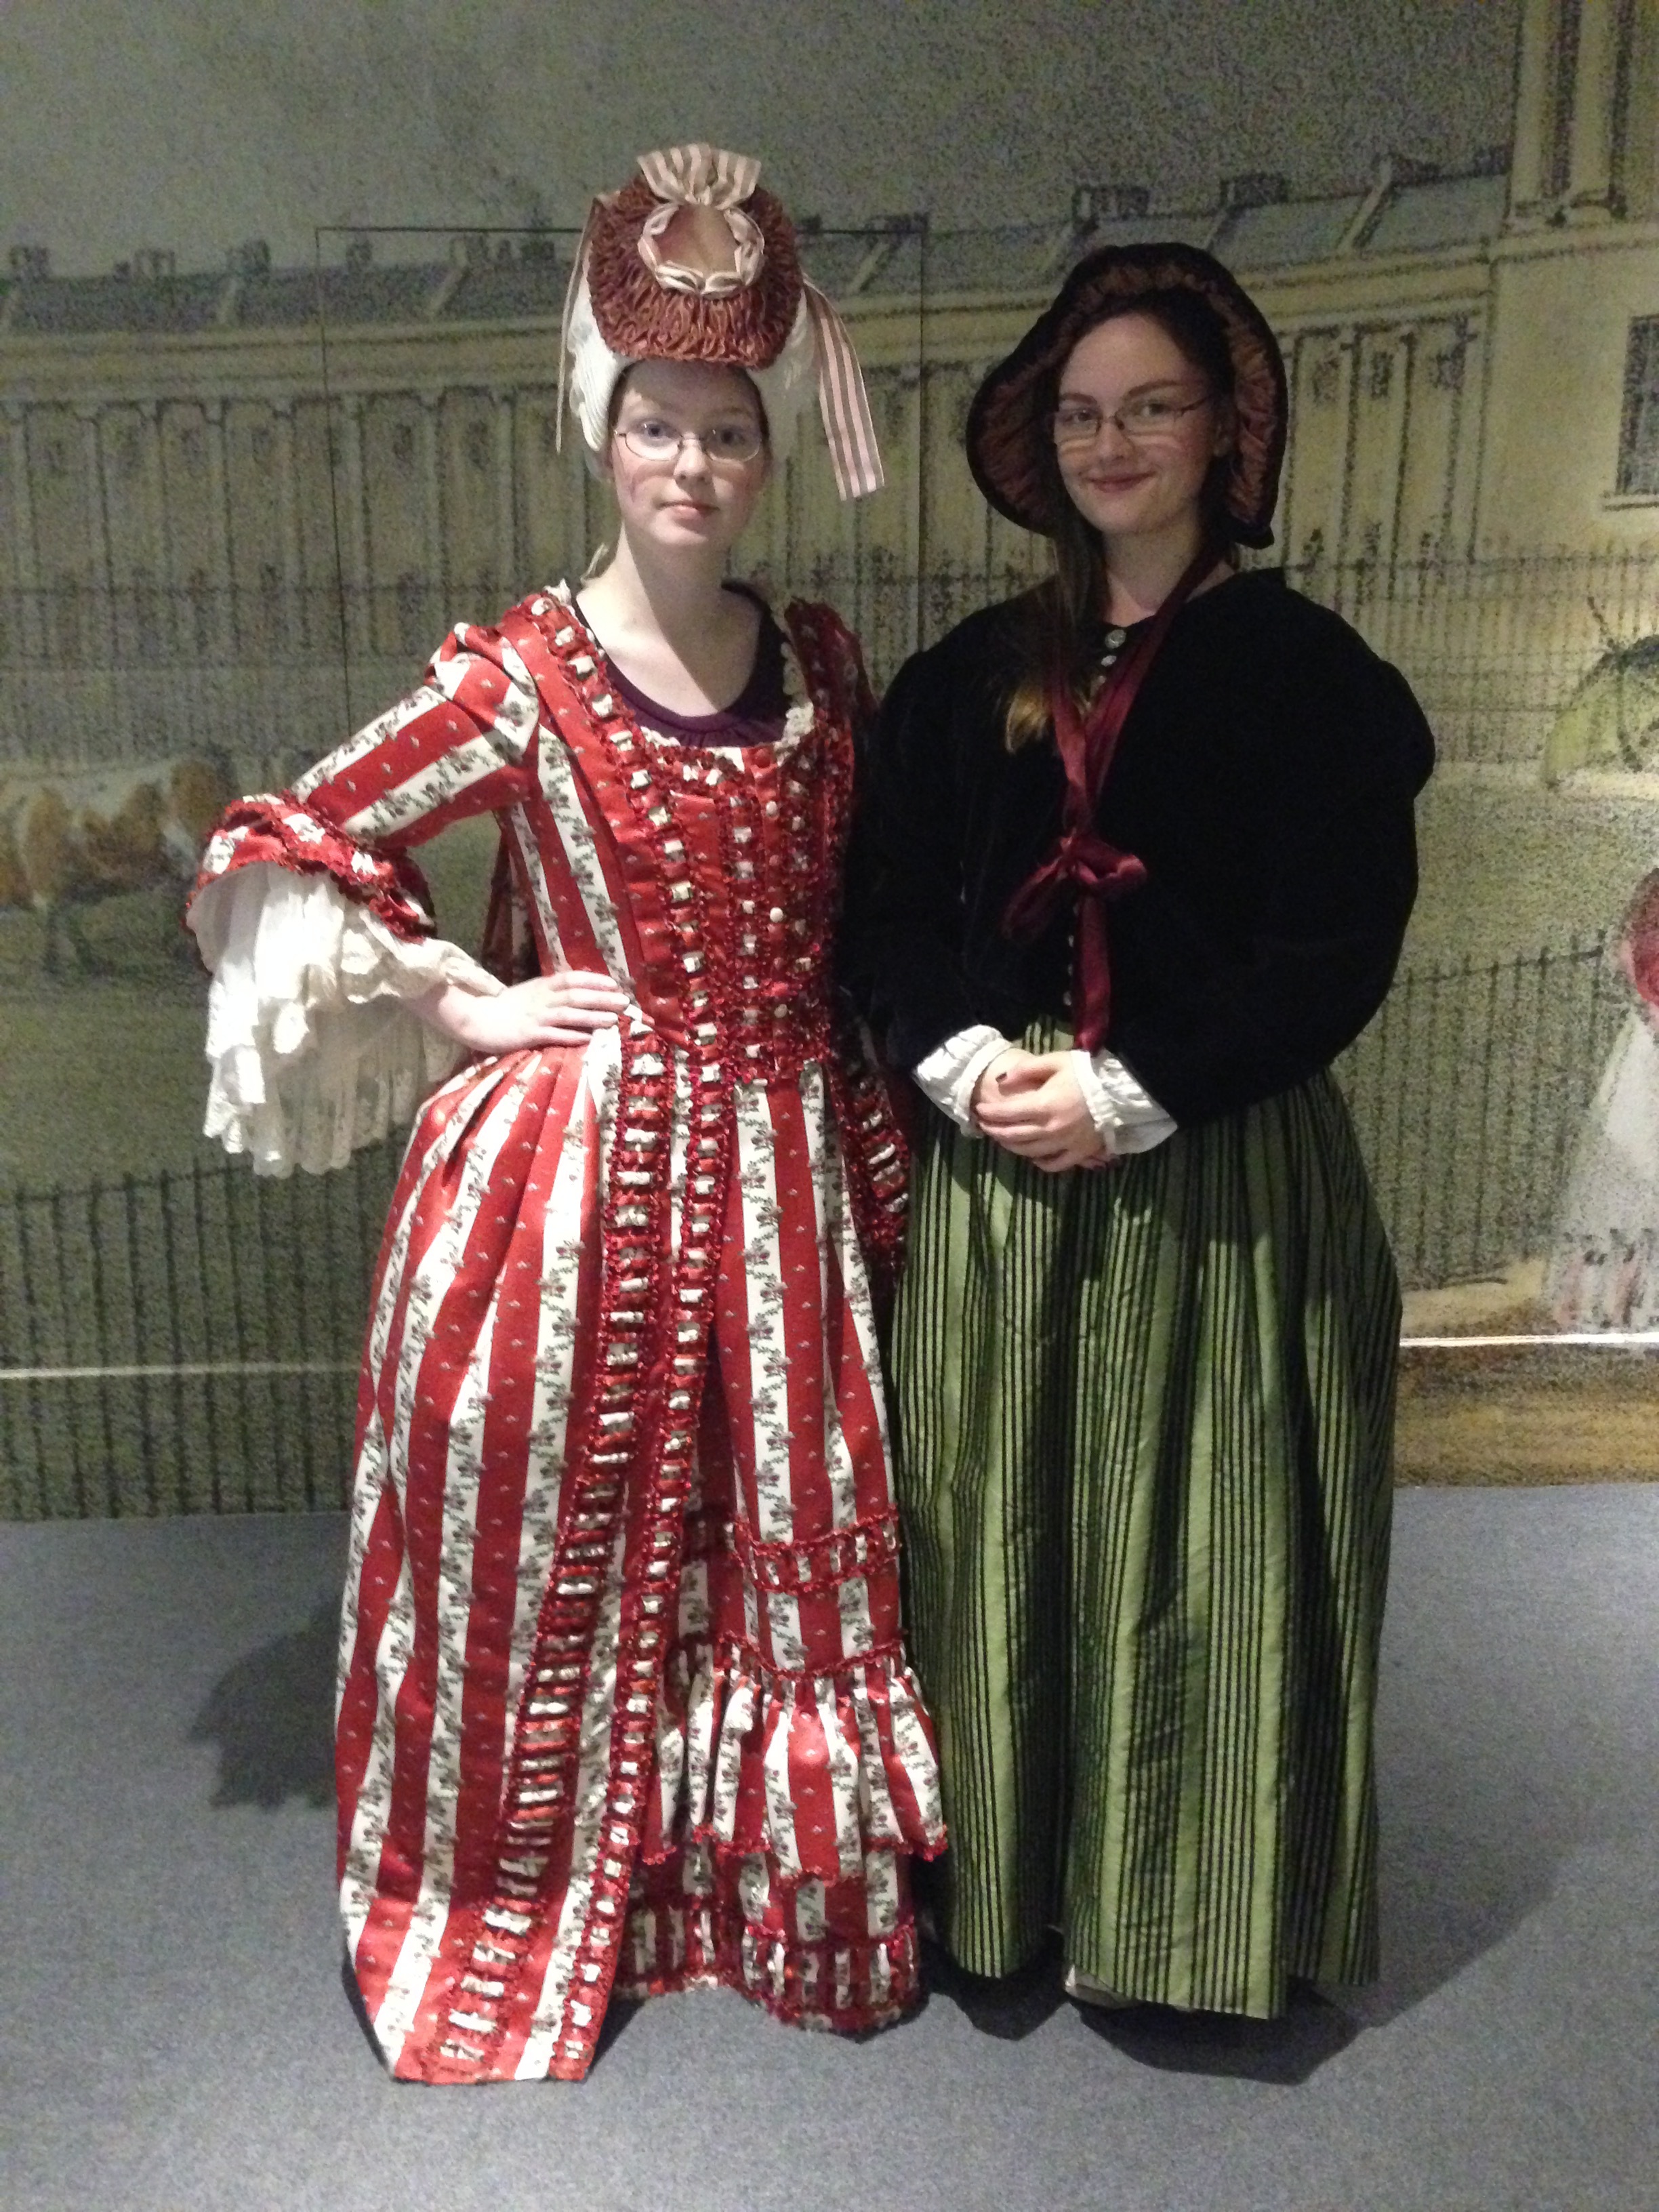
left=560, top=144, right=884, bottom=501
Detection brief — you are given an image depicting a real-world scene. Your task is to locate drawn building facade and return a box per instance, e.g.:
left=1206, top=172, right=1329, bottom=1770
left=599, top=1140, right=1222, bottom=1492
left=3, top=0, right=1658, bottom=1517
left=0, top=0, right=1653, bottom=777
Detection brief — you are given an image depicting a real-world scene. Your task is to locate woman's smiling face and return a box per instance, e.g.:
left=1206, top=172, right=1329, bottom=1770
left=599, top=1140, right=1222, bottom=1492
left=1052, top=310, right=1231, bottom=552
left=605, top=359, right=771, bottom=558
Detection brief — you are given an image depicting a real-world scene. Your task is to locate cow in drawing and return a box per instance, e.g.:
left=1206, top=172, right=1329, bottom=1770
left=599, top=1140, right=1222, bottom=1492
left=0, top=755, right=232, bottom=975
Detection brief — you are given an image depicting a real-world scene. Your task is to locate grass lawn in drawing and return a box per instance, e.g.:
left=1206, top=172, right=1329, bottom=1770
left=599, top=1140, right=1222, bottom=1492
left=0, top=816, right=499, bottom=1191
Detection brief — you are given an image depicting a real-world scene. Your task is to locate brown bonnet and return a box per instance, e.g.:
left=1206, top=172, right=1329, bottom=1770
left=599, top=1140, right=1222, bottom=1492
left=965, top=241, right=1288, bottom=549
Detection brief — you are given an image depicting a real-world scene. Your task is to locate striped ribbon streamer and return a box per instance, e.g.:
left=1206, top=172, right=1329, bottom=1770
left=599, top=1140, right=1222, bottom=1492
left=554, top=199, right=606, bottom=455
left=636, top=143, right=761, bottom=209
left=804, top=281, right=886, bottom=501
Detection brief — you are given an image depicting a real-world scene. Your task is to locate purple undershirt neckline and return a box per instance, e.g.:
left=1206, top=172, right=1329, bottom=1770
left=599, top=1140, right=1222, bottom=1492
left=576, top=586, right=789, bottom=747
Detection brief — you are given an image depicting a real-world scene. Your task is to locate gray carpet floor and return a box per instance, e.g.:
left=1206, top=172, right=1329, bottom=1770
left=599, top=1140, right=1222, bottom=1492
left=3, top=1488, right=1656, bottom=2212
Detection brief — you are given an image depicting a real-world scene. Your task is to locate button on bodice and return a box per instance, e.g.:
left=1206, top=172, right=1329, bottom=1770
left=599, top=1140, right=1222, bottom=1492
left=633, top=737, right=838, bottom=1077
left=520, top=589, right=856, bottom=1083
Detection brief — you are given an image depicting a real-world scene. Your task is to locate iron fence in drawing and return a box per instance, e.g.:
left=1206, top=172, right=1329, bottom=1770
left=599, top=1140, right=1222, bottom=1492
left=1333, top=933, right=1628, bottom=1290
left=0, top=934, right=1636, bottom=1519
left=0, top=1145, right=397, bottom=1520
left=1289, top=541, right=1659, bottom=769
left=3, top=543, right=1656, bottom=774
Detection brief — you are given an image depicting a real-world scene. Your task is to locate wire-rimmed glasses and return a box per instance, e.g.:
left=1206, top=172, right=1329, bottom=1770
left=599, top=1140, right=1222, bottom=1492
left=1051, top=393, right=1214, bottom=449
left=613, top=417, right=766, bottom=466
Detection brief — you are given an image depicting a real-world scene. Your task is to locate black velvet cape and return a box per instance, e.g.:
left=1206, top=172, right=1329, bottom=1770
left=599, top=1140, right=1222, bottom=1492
left=841, top=569, right=1435, bottom=1128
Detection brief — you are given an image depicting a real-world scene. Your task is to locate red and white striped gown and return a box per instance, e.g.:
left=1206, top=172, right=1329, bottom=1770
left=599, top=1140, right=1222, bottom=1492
left=192, top=586, right=943, bottom=2083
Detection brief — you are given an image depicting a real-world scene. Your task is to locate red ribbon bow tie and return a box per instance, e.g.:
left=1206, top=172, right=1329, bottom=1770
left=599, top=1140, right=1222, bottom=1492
left=1002, top=542, right=1216, bottom=1052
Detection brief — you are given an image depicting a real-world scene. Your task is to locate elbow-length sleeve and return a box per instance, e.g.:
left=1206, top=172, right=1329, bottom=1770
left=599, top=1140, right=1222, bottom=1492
left=187, top=619, right=541, bottom=1176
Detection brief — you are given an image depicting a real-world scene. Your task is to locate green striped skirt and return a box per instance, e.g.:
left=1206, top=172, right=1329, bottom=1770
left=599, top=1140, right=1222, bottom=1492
left=890, top=1059, right=1398, bottom=2016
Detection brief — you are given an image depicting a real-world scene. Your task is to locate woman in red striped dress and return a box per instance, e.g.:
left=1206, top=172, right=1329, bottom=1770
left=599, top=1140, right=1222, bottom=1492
left=187, top=146, right=942, bottom=2085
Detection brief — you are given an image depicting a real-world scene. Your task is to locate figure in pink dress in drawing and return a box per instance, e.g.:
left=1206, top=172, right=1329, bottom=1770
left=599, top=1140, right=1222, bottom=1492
left=1548, top=871, right=1659, bottom=1329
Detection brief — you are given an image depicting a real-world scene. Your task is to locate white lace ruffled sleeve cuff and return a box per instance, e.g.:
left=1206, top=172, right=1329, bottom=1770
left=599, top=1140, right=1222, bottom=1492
left=1070, top=1049, right=1178, bottom=1155
left=190, top=862, right=503, bottom=1177
left=912, top=1024, right=1012, bottom=1132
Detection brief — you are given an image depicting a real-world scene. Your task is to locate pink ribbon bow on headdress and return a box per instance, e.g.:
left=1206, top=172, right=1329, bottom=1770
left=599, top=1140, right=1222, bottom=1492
left=634, top=145, right=766, bottom=295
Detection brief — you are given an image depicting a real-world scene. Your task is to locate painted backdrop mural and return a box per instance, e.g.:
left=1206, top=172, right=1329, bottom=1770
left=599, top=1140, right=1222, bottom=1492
left=3, top=0, right=1658, bottom=1513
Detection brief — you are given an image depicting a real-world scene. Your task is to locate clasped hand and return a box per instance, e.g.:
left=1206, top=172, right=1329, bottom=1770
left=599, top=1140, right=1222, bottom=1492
left=971, top=1047, right=1113, bottom=1172
left=417, top=969, right=630, bottom=1055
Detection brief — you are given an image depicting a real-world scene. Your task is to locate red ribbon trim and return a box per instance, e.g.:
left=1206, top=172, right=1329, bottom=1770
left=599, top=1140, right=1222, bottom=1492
left=1002, top=544, right=1217, bottom=1051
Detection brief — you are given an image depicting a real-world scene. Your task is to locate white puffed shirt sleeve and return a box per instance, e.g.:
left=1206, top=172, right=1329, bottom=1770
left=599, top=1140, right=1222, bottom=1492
left=912, top=1024, right=1177, bottom=1153
left=1069, top=1049, right=1178, bottom=1154
left=911, top=1024, right=1014, bottom=1132
left=189, top=861, right=504, bottom=1178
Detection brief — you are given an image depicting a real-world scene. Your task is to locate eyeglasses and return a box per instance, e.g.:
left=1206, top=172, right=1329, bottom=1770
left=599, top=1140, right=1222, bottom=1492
left=613, top=417, right=765, bottom=466
left=1051, top=394, right=1213, bottom=449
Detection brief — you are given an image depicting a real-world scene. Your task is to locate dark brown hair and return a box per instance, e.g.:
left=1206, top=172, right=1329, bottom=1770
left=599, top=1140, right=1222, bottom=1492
left=1002, top=289, right=1237, bottom=752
